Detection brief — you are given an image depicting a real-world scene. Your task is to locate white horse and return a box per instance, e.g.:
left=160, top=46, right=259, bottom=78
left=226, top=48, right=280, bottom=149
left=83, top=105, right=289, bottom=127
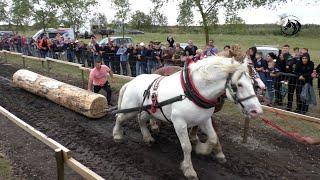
left=113, top=56, right=262, bottom=179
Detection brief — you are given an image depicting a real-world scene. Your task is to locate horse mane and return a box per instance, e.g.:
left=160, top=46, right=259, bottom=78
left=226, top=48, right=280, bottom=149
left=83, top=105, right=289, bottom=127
left=217, top=44, right=246, bottom=63
left=190, top=56, right=247, bottom=80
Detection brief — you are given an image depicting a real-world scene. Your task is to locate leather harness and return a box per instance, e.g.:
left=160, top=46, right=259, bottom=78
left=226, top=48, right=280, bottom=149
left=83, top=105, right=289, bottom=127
left=115, top=58, right=257, bottom=119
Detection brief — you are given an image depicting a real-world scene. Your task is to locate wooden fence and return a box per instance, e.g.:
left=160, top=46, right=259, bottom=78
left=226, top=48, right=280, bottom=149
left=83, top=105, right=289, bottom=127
left=0, top=106, right=104, bottom=180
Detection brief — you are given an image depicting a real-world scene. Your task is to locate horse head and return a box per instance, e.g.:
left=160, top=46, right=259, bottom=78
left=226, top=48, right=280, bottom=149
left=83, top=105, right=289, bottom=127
left=225, top=57, right=263, bottom=117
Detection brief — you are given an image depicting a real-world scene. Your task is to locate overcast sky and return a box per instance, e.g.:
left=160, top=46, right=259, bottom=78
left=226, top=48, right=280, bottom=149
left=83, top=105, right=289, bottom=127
left=95, top=0, right=320, bottom=25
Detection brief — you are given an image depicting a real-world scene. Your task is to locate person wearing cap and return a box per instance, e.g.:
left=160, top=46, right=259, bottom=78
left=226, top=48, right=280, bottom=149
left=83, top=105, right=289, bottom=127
left=88, top=59, right=115, bottom=106
left=136, top=42, right=148, bottom=75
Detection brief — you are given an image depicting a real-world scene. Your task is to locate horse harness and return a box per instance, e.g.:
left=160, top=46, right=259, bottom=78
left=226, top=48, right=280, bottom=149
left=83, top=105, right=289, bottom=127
left=120, top=59, right=257, bottom=119
left=225, top=60, right=257, bottom=112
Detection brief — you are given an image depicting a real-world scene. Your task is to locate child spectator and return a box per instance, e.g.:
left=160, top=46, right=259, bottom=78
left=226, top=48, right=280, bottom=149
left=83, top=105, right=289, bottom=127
left=265, top=57, right=280, bottom=105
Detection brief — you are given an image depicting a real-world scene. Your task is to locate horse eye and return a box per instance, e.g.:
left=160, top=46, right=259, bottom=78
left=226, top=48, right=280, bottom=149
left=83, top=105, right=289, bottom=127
left=238, top=83, right=243, bottom=87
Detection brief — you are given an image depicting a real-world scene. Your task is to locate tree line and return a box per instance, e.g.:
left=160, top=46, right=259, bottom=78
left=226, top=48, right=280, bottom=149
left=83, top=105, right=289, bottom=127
left=1, top=0, right=301, bottom=42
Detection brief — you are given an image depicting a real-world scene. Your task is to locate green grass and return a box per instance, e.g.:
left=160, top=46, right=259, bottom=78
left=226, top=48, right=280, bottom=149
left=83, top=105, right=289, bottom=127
left=0, top=154, right=12, bottom=180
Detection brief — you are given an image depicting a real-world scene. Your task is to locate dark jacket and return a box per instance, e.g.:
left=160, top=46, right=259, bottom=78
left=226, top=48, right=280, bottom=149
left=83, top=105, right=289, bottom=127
left=295, top=57, right=314, bottom=84
left=167, top=37, right=174, bottom=47
left=185, top=45, right=198, bottom=56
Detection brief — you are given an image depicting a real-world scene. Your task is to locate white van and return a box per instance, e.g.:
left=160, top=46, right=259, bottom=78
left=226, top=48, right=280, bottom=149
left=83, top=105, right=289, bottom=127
left=32, top=28, right=75, bottom=40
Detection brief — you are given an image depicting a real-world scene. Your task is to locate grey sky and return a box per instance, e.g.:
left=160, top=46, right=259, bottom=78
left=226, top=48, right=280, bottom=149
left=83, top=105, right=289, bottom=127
left=96, top=0, right=320, bottom=25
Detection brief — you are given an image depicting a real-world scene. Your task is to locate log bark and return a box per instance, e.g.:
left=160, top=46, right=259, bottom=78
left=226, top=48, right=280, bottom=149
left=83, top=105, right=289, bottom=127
left=12, top=69, right=108, bottom=118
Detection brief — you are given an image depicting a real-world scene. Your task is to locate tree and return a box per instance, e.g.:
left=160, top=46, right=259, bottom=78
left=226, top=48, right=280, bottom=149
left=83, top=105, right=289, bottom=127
left=225, top=13, right=245, bottom=24
left=150, top=0, right=168, bottom=26
left=111, top=0, right=131, bottom=22
left=177, top=0, right=289, bottom=44
left=177, top=0, right=194, bottom=26
left=111, top=0, right=131, bottom=37
left=32, top=0, right=59, bottom=31
left=55, top=0, right=97, bottom=31
left=0, top=0, right=8, bottom=23
left=91, top=13, right=108, bottom=28
left=129, top=11, right=152, bottom=29
left=11, top=0, right=33, bottom=27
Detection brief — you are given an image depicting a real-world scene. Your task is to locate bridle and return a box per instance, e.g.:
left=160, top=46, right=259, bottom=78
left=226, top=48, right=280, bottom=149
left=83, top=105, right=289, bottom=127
left=225, top=62, right=257, bottom=113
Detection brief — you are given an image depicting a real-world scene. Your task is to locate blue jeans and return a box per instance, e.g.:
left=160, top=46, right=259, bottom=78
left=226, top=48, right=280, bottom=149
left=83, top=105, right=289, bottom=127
left=40, top=50, right=48, bottom=58
left=266, top=80, right=275, bottom=103
left=147, top=60, right=158, bottom=74
left=67, top=50, right=75, bottom=62
left=103, top=56, right=111, bottom=67
left=136, top=61, right=147, bottom=75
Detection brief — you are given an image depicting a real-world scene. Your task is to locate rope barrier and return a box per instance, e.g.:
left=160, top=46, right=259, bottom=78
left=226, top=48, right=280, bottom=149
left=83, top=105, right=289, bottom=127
left=261, top=117, right=320, bottom=145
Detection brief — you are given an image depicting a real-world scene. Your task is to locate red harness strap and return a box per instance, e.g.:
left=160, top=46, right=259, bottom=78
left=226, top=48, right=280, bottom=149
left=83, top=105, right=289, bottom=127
left=151, top=76, right=165, bottom=113
left=180, top=59, right=219, bottom=108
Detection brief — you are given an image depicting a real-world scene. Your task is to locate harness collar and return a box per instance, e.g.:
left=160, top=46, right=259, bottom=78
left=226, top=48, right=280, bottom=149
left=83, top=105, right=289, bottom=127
left=180, top=59, right=221, bottom=109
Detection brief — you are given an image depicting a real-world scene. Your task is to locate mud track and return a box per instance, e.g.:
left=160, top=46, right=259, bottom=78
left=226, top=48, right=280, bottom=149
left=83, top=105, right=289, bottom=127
left=0, top=62, right=319, bottom=179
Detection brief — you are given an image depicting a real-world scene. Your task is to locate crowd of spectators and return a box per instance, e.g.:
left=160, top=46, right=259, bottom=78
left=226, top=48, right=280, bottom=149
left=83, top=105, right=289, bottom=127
left=1, top=32, right=319, bottom=114
left=248, top=45, right=317, bottom=115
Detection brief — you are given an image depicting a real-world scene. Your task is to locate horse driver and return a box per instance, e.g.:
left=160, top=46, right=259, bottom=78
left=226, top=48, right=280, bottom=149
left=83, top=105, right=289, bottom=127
left=87, top=59, right=115, bottom=106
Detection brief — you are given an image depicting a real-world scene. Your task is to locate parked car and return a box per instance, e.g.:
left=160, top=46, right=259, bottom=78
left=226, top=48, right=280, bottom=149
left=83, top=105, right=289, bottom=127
left=32, top=28, right=75, bottom=41
left=98, top=36, right=133, bottom=47
left=127, top=30, right=145, bottom=35
left=0, top=31, right=14, bottom=37
left=255, top=45, right=280, bottom=59
left=100, top=29, right=115, bottom=36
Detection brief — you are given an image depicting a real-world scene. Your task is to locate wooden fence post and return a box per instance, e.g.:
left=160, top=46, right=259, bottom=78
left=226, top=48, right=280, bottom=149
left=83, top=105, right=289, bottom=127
left=242, top=116, right=250, bottom=143
left=47, top=59, right=50, bottom=72
left=81, top=69, right=85, bottom=89
left=55, top=148, right=64, bottom=180
left=4, top=51, right=7, bottom=63
left=22, top=56, right=26, bottom=68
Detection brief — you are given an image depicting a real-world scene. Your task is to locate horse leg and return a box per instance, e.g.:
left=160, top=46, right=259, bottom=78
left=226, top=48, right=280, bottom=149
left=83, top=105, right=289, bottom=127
left=189, top=126, right=199, bottom=144
left=173, top=119, right=198, bottom=180
left=195, top=118, right=226, bottom=163
left=113, top=112, right=136, bottom=142
left=138, top=112, right=155, bottom=145
left=149, top=118, right=160, bottom=133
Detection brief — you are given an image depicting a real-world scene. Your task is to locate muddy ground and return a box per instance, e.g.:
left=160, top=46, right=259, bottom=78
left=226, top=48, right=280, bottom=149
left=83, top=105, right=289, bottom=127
left=0, top=62, right=319, bottom=180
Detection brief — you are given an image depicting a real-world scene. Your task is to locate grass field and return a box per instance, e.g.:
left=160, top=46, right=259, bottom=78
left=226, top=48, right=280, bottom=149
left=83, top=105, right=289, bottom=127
left=0, top=154, right=11, bottom=179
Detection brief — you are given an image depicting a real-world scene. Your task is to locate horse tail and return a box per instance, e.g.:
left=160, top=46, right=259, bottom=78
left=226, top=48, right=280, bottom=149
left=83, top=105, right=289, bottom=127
left=117, top=82, right=129, bottom=110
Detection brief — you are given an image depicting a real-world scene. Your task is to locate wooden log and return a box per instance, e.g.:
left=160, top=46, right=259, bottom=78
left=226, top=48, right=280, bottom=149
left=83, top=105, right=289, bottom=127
left=12, top=69, right=108, bottom=118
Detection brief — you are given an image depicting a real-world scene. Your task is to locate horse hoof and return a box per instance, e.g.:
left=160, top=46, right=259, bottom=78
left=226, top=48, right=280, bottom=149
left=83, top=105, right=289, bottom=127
left=144, top=136, right=155, bottom=146
left=113, top=134, right=123, bottom=143
left=216, top=153, right=227, bottom=164
left=181, top=163, right=198, bottom=180
left=190, top=136, right=199, bottom=145
left=217, top=157, right=227, bottom=164
left=151, top=127, right=160, bottom=134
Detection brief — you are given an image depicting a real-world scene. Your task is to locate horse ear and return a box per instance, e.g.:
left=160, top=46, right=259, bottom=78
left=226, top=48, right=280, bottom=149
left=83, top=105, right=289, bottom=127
left=243, top=57, right=248, bottom=66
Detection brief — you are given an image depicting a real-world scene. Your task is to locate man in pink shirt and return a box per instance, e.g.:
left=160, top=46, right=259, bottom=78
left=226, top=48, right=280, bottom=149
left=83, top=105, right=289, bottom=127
left=88, top=60, right=115, bottom=106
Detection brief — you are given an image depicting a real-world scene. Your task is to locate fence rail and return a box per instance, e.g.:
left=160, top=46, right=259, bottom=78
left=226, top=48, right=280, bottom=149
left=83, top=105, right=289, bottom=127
left=0, top=106, right=104, bottom=180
